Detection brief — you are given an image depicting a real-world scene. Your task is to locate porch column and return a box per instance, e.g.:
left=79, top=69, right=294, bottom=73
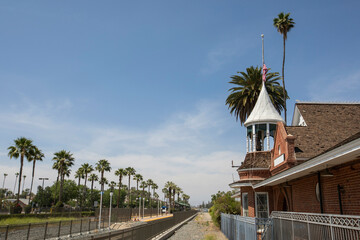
left=252, top=124, right=256, bottom=152
left=266, top=123, right=270, bottom=150
left=246, top=134, right=249, bottom=152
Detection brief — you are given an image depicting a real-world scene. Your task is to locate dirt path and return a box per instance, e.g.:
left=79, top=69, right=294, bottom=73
left=168, top=212, right=227, bottom=240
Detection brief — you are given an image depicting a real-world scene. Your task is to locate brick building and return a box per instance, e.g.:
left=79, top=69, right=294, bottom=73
left=230, top=82, right=360, bottom=218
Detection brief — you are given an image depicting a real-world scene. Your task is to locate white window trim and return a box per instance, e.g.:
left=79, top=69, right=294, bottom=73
left=242, top=192, right=249, bottom=217
left=255, top=192, right=269, bottom=218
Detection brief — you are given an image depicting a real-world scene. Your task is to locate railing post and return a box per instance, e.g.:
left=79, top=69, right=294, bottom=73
left=291, top=213, right=294, bottom=240
left=69, top=220, right=73, bottom=237
left=307, top=214, right=311, bottom=240
left=58, top=221, right=61, bottom=238
left=330, top=216, right=334, bottom=240
left=5, top=225, right=9, bottom=240
left=26, top=223, right=31, bottom=240
left=44, top=222, right=48, bottom=240
left=80, top=218, right=83, bottom=235
left=88, top=218, right=91, bottom=233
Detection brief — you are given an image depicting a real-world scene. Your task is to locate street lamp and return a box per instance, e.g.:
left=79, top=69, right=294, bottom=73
left=142, top=197, right=145, bottom=219
left=109, top=191, right=113, bottom=230
left=99, top=190, right=103, bottom=230
left=38, top=178, right=49, bottom=189
left=138, top=197, right=141, bottom=220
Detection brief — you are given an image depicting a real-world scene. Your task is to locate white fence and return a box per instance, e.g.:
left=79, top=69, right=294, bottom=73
left=221, top=211, right=360, bottom=240
left=269, top=211, right=360, bottom=240
left=221, top=213, right=257, bottom=240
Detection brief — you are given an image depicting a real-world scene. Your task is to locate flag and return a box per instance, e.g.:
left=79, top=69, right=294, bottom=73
left=262, top=64, right=268, bottom=82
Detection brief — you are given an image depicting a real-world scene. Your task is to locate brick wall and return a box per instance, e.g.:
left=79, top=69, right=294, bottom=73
left=273, top=160, right=360, bottom=215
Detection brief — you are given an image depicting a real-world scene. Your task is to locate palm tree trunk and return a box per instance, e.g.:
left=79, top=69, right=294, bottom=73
left=17, top=154, right=24, bottom=204
left=101, top=171, right=104, bottom=192
left=83, top=174, right=87, bottom=207
left=128, top=176, right=131, bottom=207
left=59, top=168, right=63, bottom=203
left=29, top=160, right=36, bottom=205
left=282, top=35, right=287, bottom=124
left=117, top=176, right=122, bottom=208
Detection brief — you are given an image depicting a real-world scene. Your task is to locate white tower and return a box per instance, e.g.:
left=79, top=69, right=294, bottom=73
left=244, top=82, right=284, bottom=152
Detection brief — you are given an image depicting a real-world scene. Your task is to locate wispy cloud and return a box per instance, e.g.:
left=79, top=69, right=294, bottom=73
left=0, top=98, right=242, bottom=205
left=308, top=70, right=360, bottom=102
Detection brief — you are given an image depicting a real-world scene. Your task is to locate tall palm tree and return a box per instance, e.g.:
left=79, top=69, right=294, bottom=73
left=164, top=181, right=176, bottom=211
left=95, top=159, right=111, bottom=192
left=115, top=168, right=126, bottom=208
left=133, top=174, right=143, bottom=191
left=140, top=181, right=147, bottom=203
left=273, top=12, right=295, bottom=124
left=176, top=187, right=182, bottom=202
left=27, top=146, right=44, bottom=204
left=88, top=173, right=98, bottom=207
left=125, top=167, right=136, bottom=206
left=88, top=173, right=98, bottom=193
left=52, top=150, right=75, bottom=203
left=152, top=183, right=158, bottom=203
left=8, top=137, right=33, bottom=203
left=226, top=66, right=287, bottom=124
left=81, top=163, right=93, bottom=190
left=75, top=167, right=84, bottom=188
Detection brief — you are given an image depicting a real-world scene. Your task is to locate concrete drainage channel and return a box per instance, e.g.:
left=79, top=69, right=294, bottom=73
left=151, top=213, right=198, bottom=240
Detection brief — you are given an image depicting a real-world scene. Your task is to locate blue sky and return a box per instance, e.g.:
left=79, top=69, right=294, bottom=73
left=0, top=1, right=360, bottom=205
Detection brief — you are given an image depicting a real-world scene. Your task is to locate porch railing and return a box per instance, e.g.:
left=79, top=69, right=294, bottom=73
left=269, top=211, right=360, bottom=240
left=221, top=211, right=360, bottom=240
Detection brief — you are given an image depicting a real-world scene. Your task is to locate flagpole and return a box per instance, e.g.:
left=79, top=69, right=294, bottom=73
left=261, top=34, right=264, bottom=66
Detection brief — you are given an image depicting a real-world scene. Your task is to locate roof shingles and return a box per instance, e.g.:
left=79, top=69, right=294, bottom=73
left=286, top=103, right=360, bottom=159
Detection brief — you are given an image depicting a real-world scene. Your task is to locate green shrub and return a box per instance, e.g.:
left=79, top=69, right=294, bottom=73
left=10, top=203, right=23, bottom=214
left=24, top=205, right=32, bottom=214
left=209, top=191, right=241, bottom=227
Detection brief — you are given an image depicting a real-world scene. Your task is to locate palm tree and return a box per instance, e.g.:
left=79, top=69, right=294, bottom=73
left=140, top=181, right=147, bottom=204
left=115, top=168, right=126, bottom=208
left=125, top=167, right=135, bottom=206
left=176, top=187, right=182, bottom=202
left=75, top=168, right=84, bottom=188
left=81, top=163, right=93, bottom=190
left=273, top=12, right=295, bottom=124
left=88, top=173, right=98, bottom=193
left=99, top=177, right=108, bottom=189
left=109, top=181, right=116, bottom=191
left=88, top=173, right=98, bottom=206
left=226, top=66, right=287, bottom=124
left=95, top=159, right=111, bottom=192
left=133, top=174, right=143, bottom=191
left=52, top=150, right=75, bottom=203
left=164, top=181, right=176, bottom=211
left=8, top=137, right=33, bottom=203
left=27, top=146, right=44, bottom=204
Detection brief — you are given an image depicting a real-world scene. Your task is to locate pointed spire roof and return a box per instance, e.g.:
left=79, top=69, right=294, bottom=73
left=244, top=82, right=284, bottom=127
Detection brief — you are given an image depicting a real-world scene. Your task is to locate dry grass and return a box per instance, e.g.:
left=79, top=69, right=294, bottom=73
left=0, top=217, right=77, bottom=226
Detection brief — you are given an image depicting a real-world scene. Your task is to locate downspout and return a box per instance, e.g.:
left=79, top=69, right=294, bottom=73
left=337, top=185, right=343, bottom=215
left=317, top=172, right=324, bottom=213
